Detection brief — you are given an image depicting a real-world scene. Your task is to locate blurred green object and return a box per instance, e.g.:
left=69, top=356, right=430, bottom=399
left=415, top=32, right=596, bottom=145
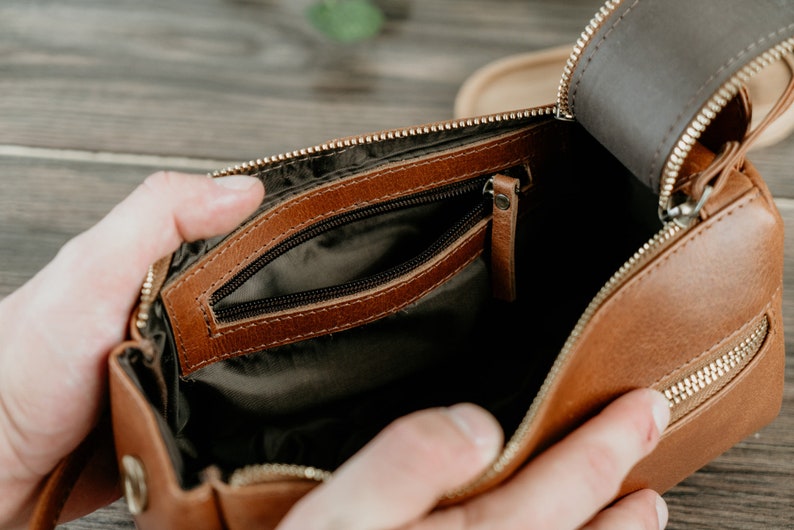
left=307, top=0, right=385, bottom=43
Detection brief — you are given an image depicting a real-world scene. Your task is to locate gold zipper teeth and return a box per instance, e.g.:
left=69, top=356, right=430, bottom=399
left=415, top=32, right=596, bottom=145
left=135, top=264, right=156, bottom=330
left=659, top=38, right=794, bottom=211
left=228, top=463, right=331, bottom=487
left=209, top=107, right=557, bottom=178
left=556, top=0, right=623, bottom=119
left=660, top=317, right=768, bottom=423
left=553, top=0, right=794, bottom=210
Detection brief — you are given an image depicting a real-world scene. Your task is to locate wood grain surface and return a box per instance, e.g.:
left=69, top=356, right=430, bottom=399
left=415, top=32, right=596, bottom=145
left=1, top=1, right=792, bottom=529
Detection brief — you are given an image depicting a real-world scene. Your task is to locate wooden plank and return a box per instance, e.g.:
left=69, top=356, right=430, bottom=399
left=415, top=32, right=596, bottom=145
left=0, top=0, right=603, bottom=162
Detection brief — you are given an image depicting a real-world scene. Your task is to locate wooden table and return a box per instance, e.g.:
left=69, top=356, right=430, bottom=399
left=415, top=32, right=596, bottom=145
left=1, top=1, right=792, bottom=528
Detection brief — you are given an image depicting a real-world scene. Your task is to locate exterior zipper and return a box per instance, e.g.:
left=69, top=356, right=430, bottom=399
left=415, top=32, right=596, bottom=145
left=135, top=255, right=171, bottom=332
left=656, top=316, right=768, bottom=424
left=211, top=175, right=492, bottom=322
left=135, top=264, right=157, bottom=331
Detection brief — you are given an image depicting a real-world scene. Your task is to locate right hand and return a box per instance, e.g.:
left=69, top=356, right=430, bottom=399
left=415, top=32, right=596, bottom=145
left=277, top=388, right=670, bottom=530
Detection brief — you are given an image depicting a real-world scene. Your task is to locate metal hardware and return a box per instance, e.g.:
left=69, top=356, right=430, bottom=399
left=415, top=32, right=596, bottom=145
left=121, top=455, right=149, bottom=515
left=553, top=105, right=575, bottom=122
left=659, top=185, right=714, bottom=228
left=494, top=194, right=511, bottom=210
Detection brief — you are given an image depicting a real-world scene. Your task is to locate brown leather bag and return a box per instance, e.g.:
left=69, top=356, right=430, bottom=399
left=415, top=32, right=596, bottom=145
left=31, top=1, right=794, bottom=528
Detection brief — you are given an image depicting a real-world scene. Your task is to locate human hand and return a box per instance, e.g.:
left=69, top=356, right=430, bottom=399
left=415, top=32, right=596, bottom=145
left=276, top=388, right=671, bottom=530
left=0, top=171, right=265, bottom=529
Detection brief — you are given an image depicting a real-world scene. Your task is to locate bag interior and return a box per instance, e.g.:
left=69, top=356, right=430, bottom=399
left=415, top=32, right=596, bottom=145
left=120, top=116, right=663, bottom=487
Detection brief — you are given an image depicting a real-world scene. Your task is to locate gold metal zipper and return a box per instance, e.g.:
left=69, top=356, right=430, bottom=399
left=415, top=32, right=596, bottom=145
left=228, top=463, right=331, bottom=487
left=447, top=219, right=685, bottom=498
left=555, top=0, right=622, bottom=120
left=135, top=264, right=157, bottom=331
left=209, top=108, right=556, bottom=178
left=554, top=0, right=794, bottom=217
left=134, top=107, right=556, bottom=328
left=655, top=316, right=768, bottom=424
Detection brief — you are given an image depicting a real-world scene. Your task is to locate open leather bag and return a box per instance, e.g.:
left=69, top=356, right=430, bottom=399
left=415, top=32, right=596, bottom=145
left=31, top=0, right=794, bottom=528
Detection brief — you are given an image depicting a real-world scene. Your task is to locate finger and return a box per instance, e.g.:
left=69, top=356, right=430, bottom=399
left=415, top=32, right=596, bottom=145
left=582, top=489, right=668, bottom=530
left=424, top=389, right=670, bottom=530
left=276, top=403, right=504, bottom=530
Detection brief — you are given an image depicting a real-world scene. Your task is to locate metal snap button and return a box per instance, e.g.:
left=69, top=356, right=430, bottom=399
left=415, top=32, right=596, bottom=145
left=121, top=455, right=149, bottom=515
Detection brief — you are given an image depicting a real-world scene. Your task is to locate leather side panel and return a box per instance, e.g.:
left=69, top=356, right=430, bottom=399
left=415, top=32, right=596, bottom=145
left=110, top=347, right=224, bottom=530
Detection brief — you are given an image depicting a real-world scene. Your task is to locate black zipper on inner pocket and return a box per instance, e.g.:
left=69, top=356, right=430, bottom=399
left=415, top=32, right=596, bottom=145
left=211, top=176, right=492, bottom=323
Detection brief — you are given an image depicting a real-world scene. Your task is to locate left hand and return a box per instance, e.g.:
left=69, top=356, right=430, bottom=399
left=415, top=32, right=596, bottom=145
left=0, top=171, right=265, bottom=529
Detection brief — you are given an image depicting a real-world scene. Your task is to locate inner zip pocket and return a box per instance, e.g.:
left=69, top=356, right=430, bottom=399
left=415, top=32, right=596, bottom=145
left=210, top=175, right=495, bottom=323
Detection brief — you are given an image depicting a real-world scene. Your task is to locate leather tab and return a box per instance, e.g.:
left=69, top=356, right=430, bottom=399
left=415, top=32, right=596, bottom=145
left=490, top=173, right=520, bottom=302
left=565, top=0, right=794, bottom=191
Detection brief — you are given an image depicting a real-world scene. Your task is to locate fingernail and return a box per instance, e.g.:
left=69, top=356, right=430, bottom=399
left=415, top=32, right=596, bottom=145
left=445, top=403, right=503, bottom=463
left=213, top=175, right=260, bottom=191
left=650, top=390, right=671, bottom=435
left=656, top=495, right=669, bottom=529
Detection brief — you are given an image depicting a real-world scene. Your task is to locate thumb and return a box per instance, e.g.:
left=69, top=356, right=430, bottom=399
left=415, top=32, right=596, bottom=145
left=65, top=171, right=265, bottom=298
left=0, top=171, right=263, bottom=481
left=276, top=404, right=503, bottom=530
left=29, top=171, right=266, bottom=341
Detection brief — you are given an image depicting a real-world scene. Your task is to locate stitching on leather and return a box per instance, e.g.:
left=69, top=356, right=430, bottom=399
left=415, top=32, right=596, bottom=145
left=185, top=226, right=486, bottom=369
left=569, top=0, right=641, bottom=114
left=649, top=23, right=794, bottom=183
left=255, top=144, right=359, bottom=177
left=649, top=290, right=779, bottom=387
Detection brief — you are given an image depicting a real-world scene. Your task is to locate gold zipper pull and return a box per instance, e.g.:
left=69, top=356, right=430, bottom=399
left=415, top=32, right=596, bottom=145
left=487, top=173, right=520, bottom=302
